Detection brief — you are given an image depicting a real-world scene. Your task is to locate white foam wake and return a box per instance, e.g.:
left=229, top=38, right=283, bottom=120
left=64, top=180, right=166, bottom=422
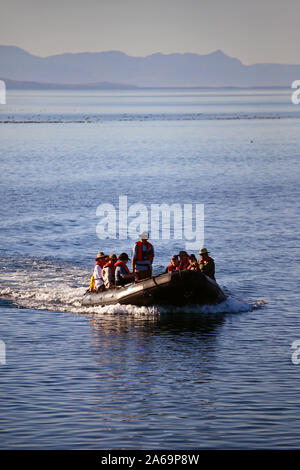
left=0, top=284, right=258, bottom=316
left=0, top=256, right=260, bottom=316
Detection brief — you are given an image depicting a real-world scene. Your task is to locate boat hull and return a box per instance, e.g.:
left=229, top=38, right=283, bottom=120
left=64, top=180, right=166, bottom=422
left=81, top=270, right=226, bottom=307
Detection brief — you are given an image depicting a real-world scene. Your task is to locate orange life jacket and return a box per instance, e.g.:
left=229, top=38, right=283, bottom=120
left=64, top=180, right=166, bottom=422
left=103, top=260, right=116, bottom=273
left=167, top=263, right=177, bottom=272
left=115, top=260, right=130, bottom=275
left=96, top=259, right=107, bottom=268
left=199, top=256, right=215, bottom=280
left=200, top=256, right=214, bottom=265
left=136, top=240, right=153, bottom=263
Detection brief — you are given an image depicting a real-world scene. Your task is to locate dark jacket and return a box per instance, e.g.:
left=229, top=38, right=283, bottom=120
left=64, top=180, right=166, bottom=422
left=199, top=256, right=215, bottom=280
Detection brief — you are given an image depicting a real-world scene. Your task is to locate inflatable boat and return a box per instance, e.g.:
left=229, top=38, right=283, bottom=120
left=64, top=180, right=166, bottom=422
left=81, top=270, right=226, bottom=307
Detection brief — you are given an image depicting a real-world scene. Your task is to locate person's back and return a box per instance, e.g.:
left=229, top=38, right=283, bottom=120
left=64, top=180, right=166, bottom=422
left=132, top=231, right=154, bottom=281
left=90, top=252, right=107, bottom=291
left=102, top=254, right=117, bottom=288
left=115, top=253, right=133, bottom=286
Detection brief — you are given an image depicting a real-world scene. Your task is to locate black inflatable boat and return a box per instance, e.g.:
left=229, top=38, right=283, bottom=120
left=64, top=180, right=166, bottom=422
left=81, top=270, right=226, bottom=307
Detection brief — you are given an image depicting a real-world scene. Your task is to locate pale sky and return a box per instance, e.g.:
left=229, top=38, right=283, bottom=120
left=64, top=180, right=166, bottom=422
left=1, top=0, right=300, bottom=64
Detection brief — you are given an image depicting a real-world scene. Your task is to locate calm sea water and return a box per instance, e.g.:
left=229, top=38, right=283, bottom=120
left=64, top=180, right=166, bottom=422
left=0, top=88, right=300, bottom=449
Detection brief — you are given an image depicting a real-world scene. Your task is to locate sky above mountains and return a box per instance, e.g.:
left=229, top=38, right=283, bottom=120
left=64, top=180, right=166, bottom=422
left=0, top=0, right=300, bottom=65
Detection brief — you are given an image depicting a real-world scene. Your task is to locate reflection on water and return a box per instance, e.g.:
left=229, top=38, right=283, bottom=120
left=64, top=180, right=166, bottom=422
left=89, top=311, right=226, bottom=340
left=88, top=312, right=226, bottom=391
left=81, top=311, right=229, bottom=447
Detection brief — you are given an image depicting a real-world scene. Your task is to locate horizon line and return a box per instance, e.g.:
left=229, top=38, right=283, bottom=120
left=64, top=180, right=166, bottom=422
left=0, top=76, right=291, bottom=91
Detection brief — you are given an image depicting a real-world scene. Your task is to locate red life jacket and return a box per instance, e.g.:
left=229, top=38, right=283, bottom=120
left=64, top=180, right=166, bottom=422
left=200, top=256, right=214, bottom=265
left=177, top=258, right=190, bottom=271
left=103, top=260, right=116, bottom=273
left=115, top=260, right=130, bottom=275
left=167, top=263, right=177, bottom=272
left=136, top=240, right=153, bottom=263
left=95, top=259, right=106, bottom=268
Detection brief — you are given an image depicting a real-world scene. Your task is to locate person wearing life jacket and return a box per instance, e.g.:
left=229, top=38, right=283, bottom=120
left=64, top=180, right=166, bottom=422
left=198, top=248, right=216, bottom=280
left=102, top=254, right=117, bottom=289
left=132, top=231, right=154, bottom=281
left=166, top=255, right=179, bottom=272
left=177, top=250, right=190, bottom=271
left=89, top=252, right=107, bottom=292
left=187, top=254, right=200, bottom=271
left=115, top=253, right=134, bottom=286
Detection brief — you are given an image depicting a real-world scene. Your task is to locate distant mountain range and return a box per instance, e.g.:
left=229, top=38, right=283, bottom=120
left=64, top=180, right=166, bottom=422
left=1, top=45, right=300, bottom=87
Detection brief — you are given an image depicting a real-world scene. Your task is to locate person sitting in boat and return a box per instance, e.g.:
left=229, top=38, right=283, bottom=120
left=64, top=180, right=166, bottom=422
left=187, top=254, right=200, bottom=271
left=115, top=253, right=134, bottom=286
left=132, top=231, right=154, bottom=281
left=177, top=250, right=190, bottom=270
left=198, top=248, right=216, bottom=280
left=89, top=252, right=107, bottom=292
left=166, top=255, right=179, bottom=272
left=102, top=254, right=117, bottom=289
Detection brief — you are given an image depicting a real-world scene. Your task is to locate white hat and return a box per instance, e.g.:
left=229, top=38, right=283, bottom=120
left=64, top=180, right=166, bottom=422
left=139, top=231, right=149, bottom=239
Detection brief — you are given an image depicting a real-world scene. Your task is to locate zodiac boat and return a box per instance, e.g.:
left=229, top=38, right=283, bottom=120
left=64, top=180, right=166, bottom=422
left=81, top=270, right=226, bottom=307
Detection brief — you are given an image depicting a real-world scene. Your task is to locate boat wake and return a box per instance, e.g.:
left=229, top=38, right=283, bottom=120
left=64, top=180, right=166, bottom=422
left=0, top=256, right=263, bottom=316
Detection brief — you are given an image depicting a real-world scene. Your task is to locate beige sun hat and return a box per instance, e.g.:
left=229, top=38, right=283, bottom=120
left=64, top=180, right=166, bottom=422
left=95, top=251, right=107, bottom=260
left=199, top=248, right=209, bottom=255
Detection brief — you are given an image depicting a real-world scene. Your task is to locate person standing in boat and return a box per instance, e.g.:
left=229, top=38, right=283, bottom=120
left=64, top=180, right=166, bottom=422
left=132, top=231, right=154, bottom=281
left=115, top=253, right=134, bottom=286
left=102, top=254, right=117, bottom=289
left=177, top=250, right=190, bottom=270
left=89, top=252, right=107, bottom=291
left=198, top=248, right=216, bottom=280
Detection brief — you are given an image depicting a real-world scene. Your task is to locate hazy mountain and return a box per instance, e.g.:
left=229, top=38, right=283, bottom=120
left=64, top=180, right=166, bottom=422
left=0, top=45, right=299, bottom=87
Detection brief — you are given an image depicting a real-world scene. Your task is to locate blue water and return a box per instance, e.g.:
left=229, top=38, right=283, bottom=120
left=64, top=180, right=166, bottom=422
left=0, top=88, right=300, bottom=449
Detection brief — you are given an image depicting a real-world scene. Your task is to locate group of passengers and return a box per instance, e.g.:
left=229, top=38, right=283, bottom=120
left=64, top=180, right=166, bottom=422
left=89, top=231, right=215, bottom=292
left=166, top=249, right=215, bottom=280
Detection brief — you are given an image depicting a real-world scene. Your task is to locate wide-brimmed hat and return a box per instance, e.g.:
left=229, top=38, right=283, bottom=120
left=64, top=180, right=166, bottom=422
left=95, top=251, right=107, bottom=260
left=139, top=231, right=149, bottom=240
left=118, top=252, right=130, bottom=261
left=109, top=254, right=117, bottom=260
left=199, top=248, right=209, bottom=255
